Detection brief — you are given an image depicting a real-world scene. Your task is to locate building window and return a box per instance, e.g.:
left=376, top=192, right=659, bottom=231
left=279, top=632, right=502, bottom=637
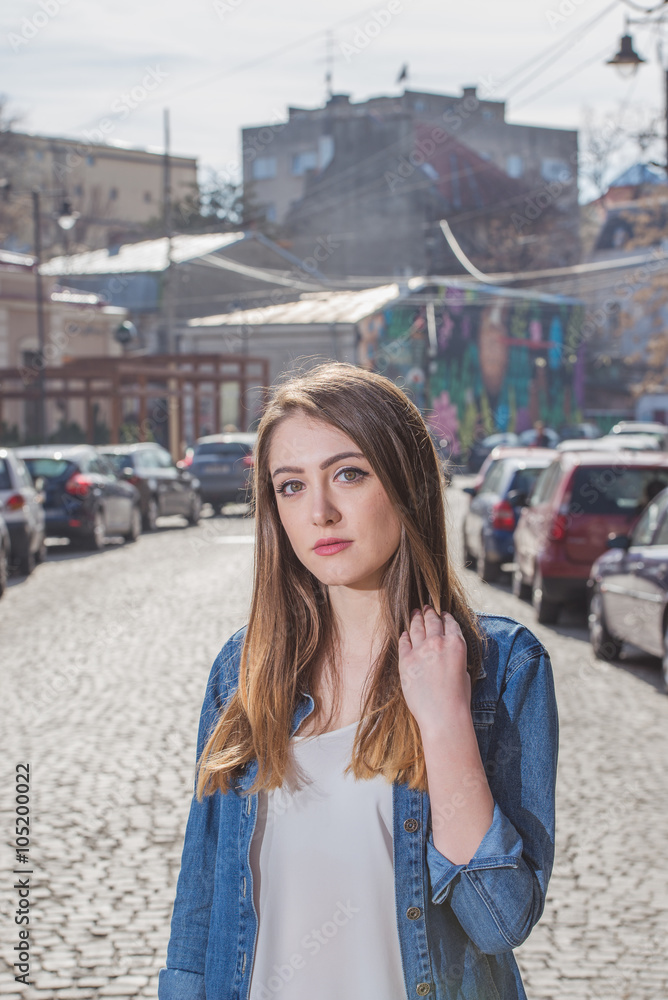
left=541, top=158, right=571, bottom=182
left=252, top=156, right=277, bottom=180
left=86, top=155, right=96, bottom=167
left=291, top=151, right=318, bottom=176
left=481, top=109, right=494, bottom=121
left=506, top=154, right=524, bottom=178
left=264, top=203, right=277, bottom=223
left=109, top=187, right=118, bottom=200
left=144, top=191, right=152, bottom=203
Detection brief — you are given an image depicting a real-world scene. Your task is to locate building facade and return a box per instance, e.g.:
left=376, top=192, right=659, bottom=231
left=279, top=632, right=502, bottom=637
left=0, top=130, right=198, bottom=255
left=242, top=87, right=579, bottom=278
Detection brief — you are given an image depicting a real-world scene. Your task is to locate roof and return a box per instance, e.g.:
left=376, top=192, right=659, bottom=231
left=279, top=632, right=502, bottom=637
left=188, top=282, right=421, bottom=328
left=40, top=233, right=246, bottom=277
left=610, top=163, right=667, bottom=187
left=187, top=276, right=578, bottom=330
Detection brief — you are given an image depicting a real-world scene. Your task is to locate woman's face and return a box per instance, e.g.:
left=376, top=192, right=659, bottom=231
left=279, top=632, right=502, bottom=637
left=268, top=412, right=402, bottom=591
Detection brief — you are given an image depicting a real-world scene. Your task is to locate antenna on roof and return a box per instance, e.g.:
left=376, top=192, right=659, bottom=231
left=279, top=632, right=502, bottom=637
left=325, top=30, right=334, bottom=99
left=397, top=63, right=409, bottom=85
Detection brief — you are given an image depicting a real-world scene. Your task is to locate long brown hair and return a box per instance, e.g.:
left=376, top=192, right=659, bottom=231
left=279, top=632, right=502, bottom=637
left=196, top=361, right=483, bottom=799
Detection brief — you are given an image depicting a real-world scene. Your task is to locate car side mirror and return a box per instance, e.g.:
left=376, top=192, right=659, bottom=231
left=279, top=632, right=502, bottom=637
left=606, top=534, right=630, bottom=550
left=463, top=486, right=477, bottom=497
left=506, top=489, right=528, bottom=508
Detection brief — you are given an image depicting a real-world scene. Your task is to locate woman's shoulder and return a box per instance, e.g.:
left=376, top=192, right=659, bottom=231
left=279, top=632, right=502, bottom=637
left=206, top=624, right=248, bottom=701
left=473, top=612, right=551, bottom=692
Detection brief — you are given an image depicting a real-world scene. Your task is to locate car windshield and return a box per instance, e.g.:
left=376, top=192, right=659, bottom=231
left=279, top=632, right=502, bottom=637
left=571, top=467, right=668, bottom=515
left=194, top=443, right=250, bottom=459
left=0, top=459, right=10, bottom=490
left=103, top=453, right=130, bottom=473
left=21, top=458, right=72, bottom=480
left=509, top=466, right=548, bottom=496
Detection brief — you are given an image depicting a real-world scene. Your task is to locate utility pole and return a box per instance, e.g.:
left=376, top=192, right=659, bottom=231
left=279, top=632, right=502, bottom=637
left=31, top=189, right=47, bottom=441
left=162, top=108, right=174, bottom=355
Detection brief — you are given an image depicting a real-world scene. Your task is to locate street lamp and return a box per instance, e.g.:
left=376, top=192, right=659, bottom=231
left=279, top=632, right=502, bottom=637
left=606, top=32, right=646, bottom=78
left=606, top=24, right=668, bottom=174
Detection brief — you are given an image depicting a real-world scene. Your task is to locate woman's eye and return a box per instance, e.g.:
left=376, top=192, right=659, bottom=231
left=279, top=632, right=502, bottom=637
left=275, top=467, right=368, bottom=497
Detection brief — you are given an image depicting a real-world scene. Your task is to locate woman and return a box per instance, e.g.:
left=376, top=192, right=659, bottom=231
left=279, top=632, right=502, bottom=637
left=158, top=362, right=558, bottom=1000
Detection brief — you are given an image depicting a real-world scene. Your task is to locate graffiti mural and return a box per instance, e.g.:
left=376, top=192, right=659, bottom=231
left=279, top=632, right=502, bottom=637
left=356, top=283, right=584, bottom=463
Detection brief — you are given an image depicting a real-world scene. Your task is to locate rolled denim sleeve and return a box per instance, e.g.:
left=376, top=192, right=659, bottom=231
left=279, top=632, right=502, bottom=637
left=158, top=641, right=237, bottom=999
left=425, top=643, right=558, bottom=955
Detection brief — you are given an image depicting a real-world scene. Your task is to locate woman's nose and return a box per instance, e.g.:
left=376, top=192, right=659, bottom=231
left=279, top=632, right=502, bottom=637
left=309, top=488, right=341, bottom=525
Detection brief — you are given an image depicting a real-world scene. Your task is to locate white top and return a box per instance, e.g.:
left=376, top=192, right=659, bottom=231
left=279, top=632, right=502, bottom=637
left=248, top=720, right=406, bottom=1000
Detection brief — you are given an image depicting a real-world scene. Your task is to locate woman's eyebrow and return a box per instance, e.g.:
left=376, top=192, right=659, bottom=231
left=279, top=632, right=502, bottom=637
left=271, top=451, right=366, bottom=479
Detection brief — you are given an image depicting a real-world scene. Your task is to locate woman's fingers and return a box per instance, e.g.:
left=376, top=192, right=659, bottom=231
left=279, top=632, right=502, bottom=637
left=422, top=605, right=443, bottom=638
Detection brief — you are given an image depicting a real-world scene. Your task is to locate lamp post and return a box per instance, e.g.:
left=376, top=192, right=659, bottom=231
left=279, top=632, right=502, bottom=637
left=30, top=191, right=80, bottom=440
left=606, top=21, right=668, bottom=174
left=31, top=189, right=47, bottom=441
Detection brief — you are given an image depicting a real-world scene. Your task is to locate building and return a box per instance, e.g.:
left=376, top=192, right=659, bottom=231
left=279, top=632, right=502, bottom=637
left=39, top=230, right=327, bottom=354
left=183, top=278, right=583, bottom=457
left=242, top=87, right=579, bottom=278
left=0, top=130, right=198, bottom=255
left=0, top=249, right=127, bottom=442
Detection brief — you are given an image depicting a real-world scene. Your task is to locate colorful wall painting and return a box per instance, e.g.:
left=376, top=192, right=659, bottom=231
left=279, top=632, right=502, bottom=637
left=356, top=284, right=584, bottom=463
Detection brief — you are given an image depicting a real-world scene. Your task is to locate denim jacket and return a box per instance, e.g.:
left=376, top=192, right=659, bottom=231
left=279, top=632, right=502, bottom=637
left=158, top=613, right=558, bottom=1000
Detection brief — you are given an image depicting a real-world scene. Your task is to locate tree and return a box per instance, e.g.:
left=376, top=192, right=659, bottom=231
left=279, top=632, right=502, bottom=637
left=0, top=95, right=30, bottom=250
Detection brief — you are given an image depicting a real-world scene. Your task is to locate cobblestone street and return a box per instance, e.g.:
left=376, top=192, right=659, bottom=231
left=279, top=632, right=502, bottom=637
left=2, top=483, right=667, bottom=999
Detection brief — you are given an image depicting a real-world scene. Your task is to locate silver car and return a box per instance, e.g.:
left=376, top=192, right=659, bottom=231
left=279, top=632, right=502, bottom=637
left=0, top=447, right=47, bottom=575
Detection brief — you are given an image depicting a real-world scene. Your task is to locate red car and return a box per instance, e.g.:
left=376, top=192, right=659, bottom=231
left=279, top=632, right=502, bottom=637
left=512, top=450, right=668, bottom=624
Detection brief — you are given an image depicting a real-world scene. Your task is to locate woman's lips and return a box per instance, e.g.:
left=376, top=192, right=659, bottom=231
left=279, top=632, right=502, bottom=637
left=313, top=540, right=353, bottom=556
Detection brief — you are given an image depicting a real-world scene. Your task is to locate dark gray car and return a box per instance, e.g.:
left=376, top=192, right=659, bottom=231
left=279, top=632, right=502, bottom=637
left=190, top=433, right=256, bottom=513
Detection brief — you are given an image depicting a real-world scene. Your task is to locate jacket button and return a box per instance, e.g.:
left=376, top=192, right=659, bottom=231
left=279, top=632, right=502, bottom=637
left=404, top=818, right=419, bottom=832
left=406, top=906, right=422, bottom=920
left=416, top=984, right=431, bottom=996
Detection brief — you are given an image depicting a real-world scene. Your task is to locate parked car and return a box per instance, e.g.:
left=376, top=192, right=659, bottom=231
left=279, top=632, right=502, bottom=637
left=470, top=445, right=554, bottom=495
left=190, top=433, right=256, bottom=513
left=517, top=427, right=560, bottom=449
left=17, top=445, right=142, bottom=550
left=0, top=511, right=10, bottom=598
left=610, top=421, right=668, bottom=450
left=512, top=450, right=668, bottom=624
left=557, top=434, right=661, bottom=454
left=588, top=486, right=668, bottom=691
left=462, top=452, right=555, bottom=582
left=466, top=433, right=519, bottom=473
left=0, top=447, right=46, bottom=575
left=558, top=422, right=602, bottom=441
left=99, top=443, right=201, bottom=530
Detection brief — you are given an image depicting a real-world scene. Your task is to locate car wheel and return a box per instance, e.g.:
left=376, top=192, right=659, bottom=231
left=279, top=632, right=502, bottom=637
left=187, top=494, right=202, bottom=526
left=143, top=496, right=158, bottom=532
left=511, top=566, right=532, bottom=602
left=0, top=542, right=8, bottom=597
left=84, top=508, right=106, bottom=551
left=124, top=505, right=142, bottom=543
left=661, top=619, right=668, bottom=694
left=19, top=546, right=36, bottom=577
left=35, top=536, right=47, bottom=564
left=588, top=586, right=622, bottom=661
left=477, top=539, right=499, bottom=583
left=532, top=570, right=560, bottom=625
left=212, top=503, right=223, bottom=516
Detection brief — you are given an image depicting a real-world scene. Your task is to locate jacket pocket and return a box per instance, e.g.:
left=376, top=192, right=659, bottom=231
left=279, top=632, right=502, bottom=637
left=472, top=704, right=496, bottom=759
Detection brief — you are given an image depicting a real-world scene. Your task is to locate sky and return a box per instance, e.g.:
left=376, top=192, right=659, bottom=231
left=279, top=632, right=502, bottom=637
left=2, top=0, right=667, bottom=196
